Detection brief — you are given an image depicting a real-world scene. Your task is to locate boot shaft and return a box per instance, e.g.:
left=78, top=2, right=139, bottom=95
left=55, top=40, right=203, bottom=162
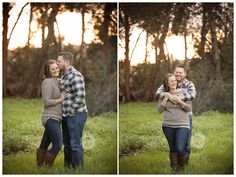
left=44, top=152, right=57, bottom=167
left=36, top=148, right=47, bottom=167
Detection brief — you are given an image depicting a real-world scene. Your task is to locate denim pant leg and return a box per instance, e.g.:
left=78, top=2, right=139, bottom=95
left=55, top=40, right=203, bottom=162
left=63, top=112, right=87, bottom=168
left=45, top=119, right=62, bottom=155
left=39, top=127, right=51, bottom=150
left=62, top=118, right=72, bottom=167
left=39, top=118, right=62, bottom=155
left=185, top=115, right=192, bottom=161
left=162, top=126, right=176, bottom=153
left=175, top=128, right=190, bottom=156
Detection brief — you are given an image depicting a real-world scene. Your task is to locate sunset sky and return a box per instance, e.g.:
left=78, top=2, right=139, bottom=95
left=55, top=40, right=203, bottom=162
left=8, top=2, right=195, bottom=66
left=119, top=27, right=195, bottom=66
left=7, top=2, right=95, bottom=49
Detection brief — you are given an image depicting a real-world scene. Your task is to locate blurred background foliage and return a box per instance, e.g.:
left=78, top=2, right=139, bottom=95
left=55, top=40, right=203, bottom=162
left=119, top=3, right=233, bottom=115
left=3, top=3, right=117, bottom=116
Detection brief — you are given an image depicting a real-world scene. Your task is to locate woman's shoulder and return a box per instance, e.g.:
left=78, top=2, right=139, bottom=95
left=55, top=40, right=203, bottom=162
left=42, top=78, right=54, bottom=85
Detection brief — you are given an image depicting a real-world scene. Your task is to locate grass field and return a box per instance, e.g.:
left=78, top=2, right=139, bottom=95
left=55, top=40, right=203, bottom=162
left=3, top=98, right=117, bottom=174
left=119, top=102, right=233, bottom=174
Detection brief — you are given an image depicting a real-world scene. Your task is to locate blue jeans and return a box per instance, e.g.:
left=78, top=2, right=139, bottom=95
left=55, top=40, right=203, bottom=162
left=162, top=126, right=190, bottom=156
left=62, top=112, right=87, bottom=168
left=185, top=115, right=192, bottom=162
left=39, top=118, right=62, bottom=155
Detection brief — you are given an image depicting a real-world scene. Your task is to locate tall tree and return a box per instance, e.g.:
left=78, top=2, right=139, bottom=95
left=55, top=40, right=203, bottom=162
left=2, top=3, right=12, bottom=97
left=119, top=4, right=139, bottom=102
left=120, top=5, right=131, bottom=102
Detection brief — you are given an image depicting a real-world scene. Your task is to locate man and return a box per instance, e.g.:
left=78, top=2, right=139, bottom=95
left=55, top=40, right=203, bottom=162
left=155, top=64, right=196, bottom=166
left=57, top=52, right=88, bottom=168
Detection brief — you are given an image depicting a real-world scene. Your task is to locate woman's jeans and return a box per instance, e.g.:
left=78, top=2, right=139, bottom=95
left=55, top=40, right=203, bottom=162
left=39, top=118, right=62, bottom=155
left=162, top=126, right=190, bottom=156
left=62, top=112, right=87, bottom=168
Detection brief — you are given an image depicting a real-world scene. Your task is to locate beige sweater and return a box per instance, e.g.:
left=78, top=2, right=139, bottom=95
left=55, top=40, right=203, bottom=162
left=41, top=78, right=62, bottom=126
left=158, top=89, right=192, bottom=129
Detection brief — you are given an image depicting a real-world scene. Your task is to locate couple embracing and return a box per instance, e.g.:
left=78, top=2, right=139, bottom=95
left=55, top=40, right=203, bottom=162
left=156, top=65, right=196, bottom=171
left=36, top=52, right=88, bottom=169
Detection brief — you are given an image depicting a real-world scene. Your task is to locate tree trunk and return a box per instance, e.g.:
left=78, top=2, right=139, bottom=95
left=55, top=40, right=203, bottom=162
left=184, top=31, right=189, bottom=70
left=144, top=32, right=149, bottom=64
left=44, top=4, right=59, bottom=47
left=210, top=17, right=221, bottom=79
left=3, top=3, right=11, bottom=97
left=79, top=8, right=85, bottom=72
left=124, top=12, right=130, bottom=102
left=199, top=5, right=208, bottom=60
left=27, top=3, right=33, bottom=47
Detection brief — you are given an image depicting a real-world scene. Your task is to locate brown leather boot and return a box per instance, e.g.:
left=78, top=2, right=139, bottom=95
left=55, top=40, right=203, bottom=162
left=177, top=155, right=186, bottom=170
left=37, top=148, right=47, bottom=167
left=169, top=153, right=178, bottom=170
left=44, top=152, right=57, bottom=167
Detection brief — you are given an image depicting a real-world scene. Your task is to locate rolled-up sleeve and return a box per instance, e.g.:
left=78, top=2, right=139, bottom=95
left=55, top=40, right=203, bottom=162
left=181, top=101, right=192, bottom=112
left=179, top=81, right=196, bottom=101
left=155, top=85, right=165, bottom=101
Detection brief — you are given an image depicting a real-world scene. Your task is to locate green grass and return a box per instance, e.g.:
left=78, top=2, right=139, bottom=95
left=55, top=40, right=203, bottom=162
left=3, top=98, right=117, bottom=174
left=119, top=102, right=233, bottom=174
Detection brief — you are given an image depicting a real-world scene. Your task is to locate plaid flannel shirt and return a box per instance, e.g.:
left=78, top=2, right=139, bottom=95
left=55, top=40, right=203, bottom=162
left=155, top=78, right=196, bottom=101
left=59, top=67, right=88, bottom=117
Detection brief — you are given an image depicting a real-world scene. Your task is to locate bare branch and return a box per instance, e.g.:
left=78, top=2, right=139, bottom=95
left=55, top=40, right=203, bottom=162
left=8, top=2, right=29, bottom=46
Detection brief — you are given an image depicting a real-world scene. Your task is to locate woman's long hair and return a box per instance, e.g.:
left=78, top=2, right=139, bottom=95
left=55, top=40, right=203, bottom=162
left=163, top=73, right=175, bottom=92
left=43, top=59, right=57, bottom=79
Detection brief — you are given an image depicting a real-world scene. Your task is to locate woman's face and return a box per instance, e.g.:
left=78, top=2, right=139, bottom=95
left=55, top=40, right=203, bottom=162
left=168, top=75, right=177, bottom=90
left=49, top=63, right=60, bottom=78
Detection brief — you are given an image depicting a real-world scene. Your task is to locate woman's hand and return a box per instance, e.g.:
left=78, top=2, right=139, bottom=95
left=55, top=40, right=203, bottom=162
left=58, top=91, right=68, bottom=103
left=164, top=92, right=171, bottom=99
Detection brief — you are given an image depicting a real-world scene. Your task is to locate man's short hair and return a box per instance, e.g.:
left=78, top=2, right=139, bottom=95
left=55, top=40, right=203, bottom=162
left=175, top=64, right=186, bottom=71
left=58, top=52, right=74, bottom=65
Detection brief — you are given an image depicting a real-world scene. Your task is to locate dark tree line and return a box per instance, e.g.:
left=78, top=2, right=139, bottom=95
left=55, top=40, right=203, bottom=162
left=119, top=3, right=233, bottom=114
left=3, top=2, right=117, bottom=116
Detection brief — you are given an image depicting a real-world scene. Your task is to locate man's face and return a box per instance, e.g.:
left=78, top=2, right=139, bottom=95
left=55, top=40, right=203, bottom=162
left=174, top=67, right=186, bottom=82
left=56, top=56, right=65, bottom=71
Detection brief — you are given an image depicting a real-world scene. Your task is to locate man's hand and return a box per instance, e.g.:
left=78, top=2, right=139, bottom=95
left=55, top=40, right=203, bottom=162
left=171, top=95, right=181, bottom=103
left=169, top=95, right=178, bottom=104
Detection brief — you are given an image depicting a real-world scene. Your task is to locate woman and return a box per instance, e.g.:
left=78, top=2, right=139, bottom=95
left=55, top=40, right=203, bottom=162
left=37, top=59, right=67, bottom=167
left=158, top=73, right=191, bottom=171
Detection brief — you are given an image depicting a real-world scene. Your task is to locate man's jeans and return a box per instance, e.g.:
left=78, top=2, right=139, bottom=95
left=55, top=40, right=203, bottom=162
left=39, top=118, right=62, bottom=155
left=162, top=126, right=190, bottom=156
left=62, top=112, right=87, bottom=168
left=185, top=115, right=192, bottom=163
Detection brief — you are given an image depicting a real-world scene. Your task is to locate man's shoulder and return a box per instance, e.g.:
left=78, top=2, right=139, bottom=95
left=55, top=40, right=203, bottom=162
left=183, top=78, right=194, bottom=84
left=180, top=78, right=195, bottom=88
left=68, top=67, right=83, bottom=79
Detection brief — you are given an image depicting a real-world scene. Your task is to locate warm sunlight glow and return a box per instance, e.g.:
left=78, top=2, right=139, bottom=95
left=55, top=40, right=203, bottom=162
left=56, top=12, right=94, bottom=45
left=119, top=28, right=195, bottom=66
left=8, top=3, right=95, bottom=50
left=8, top=2, right=31, bottom=49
